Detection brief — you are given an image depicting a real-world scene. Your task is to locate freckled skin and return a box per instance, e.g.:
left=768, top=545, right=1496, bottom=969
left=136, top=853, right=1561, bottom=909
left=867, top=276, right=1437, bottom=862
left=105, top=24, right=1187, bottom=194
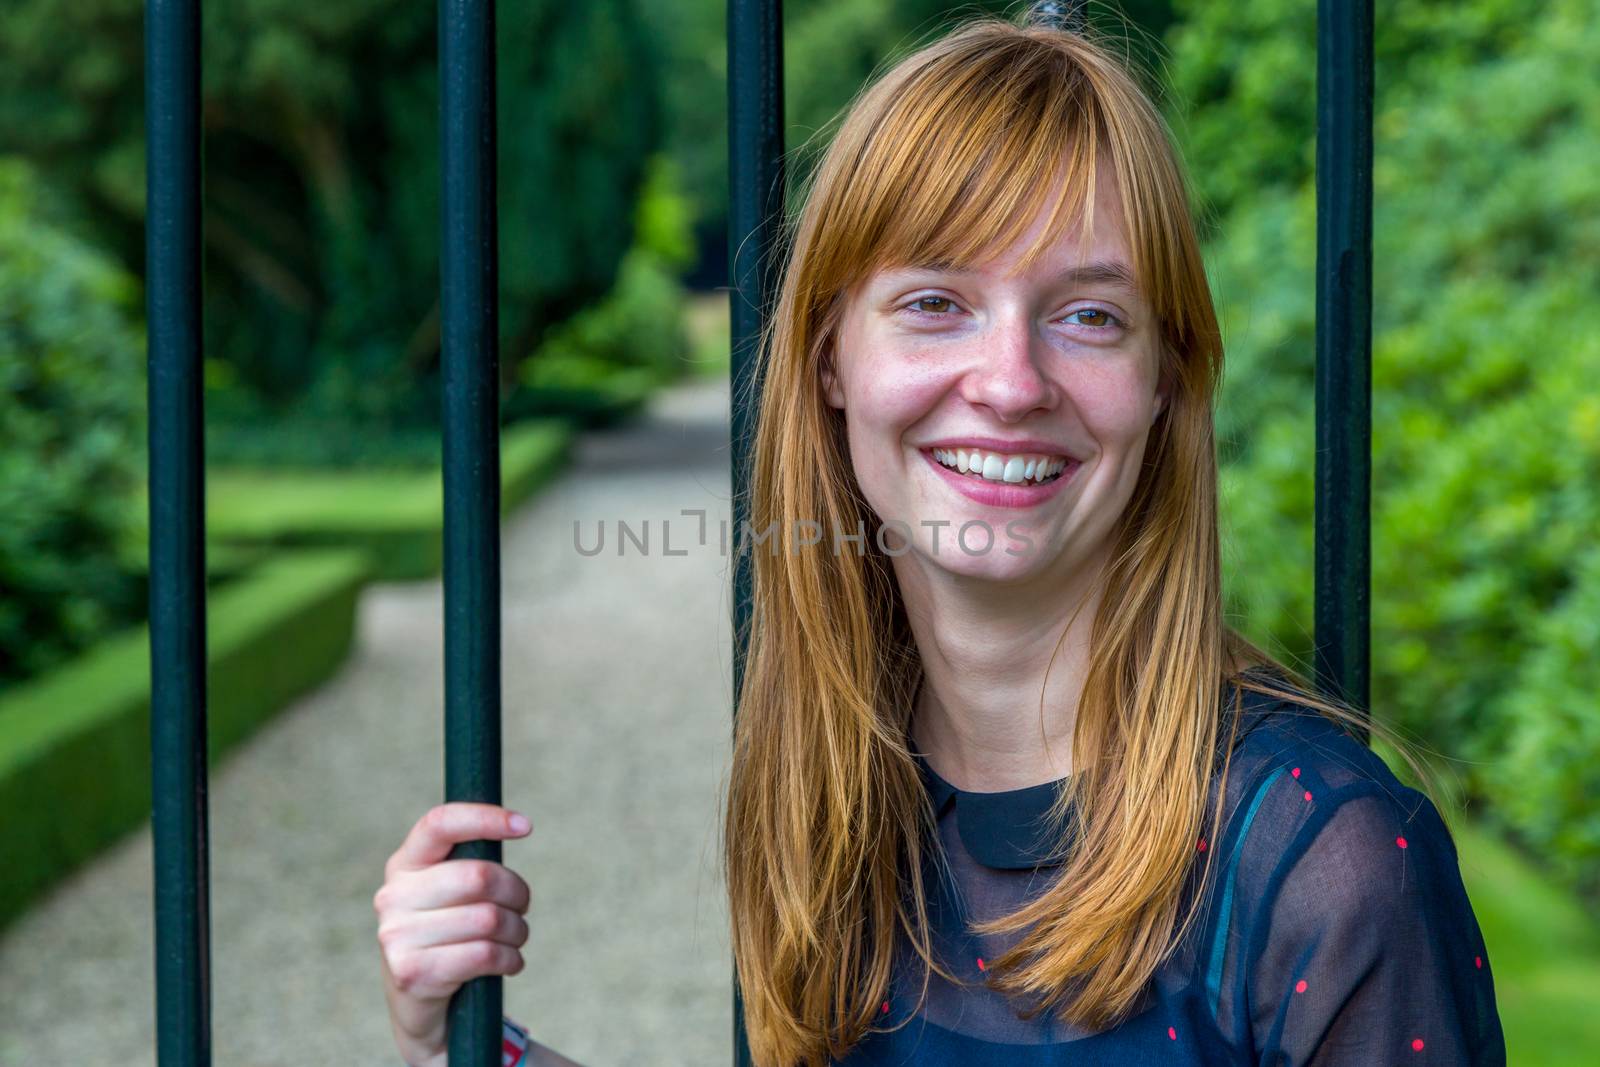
left=821, top=156, right=1169, bottom=593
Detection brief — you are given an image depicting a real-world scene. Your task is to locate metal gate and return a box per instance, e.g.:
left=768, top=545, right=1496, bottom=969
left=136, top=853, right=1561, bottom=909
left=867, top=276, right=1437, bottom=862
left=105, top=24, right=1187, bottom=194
left=144, top=1, right=1372, bottom=1063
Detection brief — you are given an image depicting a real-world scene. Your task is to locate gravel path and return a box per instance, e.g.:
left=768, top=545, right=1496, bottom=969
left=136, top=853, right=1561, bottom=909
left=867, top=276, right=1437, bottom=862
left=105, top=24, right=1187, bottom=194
left=0, top=376, right=738, bottom=1066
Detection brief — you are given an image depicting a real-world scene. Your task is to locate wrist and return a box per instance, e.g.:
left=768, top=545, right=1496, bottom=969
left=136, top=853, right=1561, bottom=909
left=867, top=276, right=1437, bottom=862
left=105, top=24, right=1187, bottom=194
left=385, top=1010, right=446, bottom=1067
left=388, top=1013, right=530, bottom=1066
left=394, top=1037, right=446, bottom=1067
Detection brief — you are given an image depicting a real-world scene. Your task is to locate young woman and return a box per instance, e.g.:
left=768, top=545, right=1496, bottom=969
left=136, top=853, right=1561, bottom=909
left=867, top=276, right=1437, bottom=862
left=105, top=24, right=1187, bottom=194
left=375, top=10, right=1506, bottom=1066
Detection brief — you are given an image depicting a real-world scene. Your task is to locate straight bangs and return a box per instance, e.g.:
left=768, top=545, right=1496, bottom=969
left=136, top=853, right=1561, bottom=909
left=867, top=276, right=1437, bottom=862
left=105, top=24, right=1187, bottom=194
left=850, top=46, right=1102, bottom=283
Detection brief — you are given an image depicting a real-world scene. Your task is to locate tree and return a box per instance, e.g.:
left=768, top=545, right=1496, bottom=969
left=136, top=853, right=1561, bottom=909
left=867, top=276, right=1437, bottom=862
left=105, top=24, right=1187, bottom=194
left=0, top=0, right=664, bottom=426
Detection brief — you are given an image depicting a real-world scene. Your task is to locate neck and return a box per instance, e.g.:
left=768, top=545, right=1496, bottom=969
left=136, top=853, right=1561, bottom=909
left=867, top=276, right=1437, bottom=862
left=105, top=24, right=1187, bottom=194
left=898, top=542, right=1108, bottom=794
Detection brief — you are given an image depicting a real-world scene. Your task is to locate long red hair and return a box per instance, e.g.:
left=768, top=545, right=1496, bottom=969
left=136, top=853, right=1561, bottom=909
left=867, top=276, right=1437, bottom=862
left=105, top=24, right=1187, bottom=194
left=721, top=11, right=1437, bottom=1066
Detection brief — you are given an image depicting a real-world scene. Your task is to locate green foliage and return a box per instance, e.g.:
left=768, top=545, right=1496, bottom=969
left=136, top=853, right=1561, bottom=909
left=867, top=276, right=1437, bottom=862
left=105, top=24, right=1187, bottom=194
left=203, top=418, right=454, bottom=470
left=632, top=1, right=728, bottom=233
left=0, top=0, right=663, bottom=426
left=507, top=155, right=697, bottom=426
left=526, top=250, right=690, bottom=381
left=1189, top=0, right=1600, bottom=897
left=1166, top=0, right=1533, bottom=226
left=640, top=1, right=1177, bottom=247
left=0, top=158, right=146, bottom=686
left=633, top=155, right=700, bottom=272
left=782, top=1, right=1175, bottom=212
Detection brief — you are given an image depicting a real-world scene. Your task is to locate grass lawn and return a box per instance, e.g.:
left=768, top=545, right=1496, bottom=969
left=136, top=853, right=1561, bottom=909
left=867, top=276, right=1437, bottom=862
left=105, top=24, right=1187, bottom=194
left=124, top=419, right=572, bottom=579
left=199, top=418, right=569, bottom=534
left=1455, top=821, right=1600, bottom=1065
left=1374, top=738, right=1600, bottom=1064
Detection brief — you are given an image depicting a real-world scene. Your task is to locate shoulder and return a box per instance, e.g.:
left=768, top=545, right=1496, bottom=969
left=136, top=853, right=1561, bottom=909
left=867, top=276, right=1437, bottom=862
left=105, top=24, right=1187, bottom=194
left=1197, top=677, right=1464, bottom=969
left=1214, top=680, right=1461, bottom=907
left=1204, top=689, right=1505, bottom=1062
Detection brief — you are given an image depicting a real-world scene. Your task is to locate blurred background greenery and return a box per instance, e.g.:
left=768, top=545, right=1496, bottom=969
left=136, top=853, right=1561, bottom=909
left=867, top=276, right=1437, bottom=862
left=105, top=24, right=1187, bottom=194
left=1, top=0, right=1595, bottom=1059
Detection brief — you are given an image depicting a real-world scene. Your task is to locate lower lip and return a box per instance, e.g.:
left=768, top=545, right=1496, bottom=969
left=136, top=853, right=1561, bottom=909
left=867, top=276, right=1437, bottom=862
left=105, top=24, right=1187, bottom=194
left=920, top=449, right=1080, bottom=509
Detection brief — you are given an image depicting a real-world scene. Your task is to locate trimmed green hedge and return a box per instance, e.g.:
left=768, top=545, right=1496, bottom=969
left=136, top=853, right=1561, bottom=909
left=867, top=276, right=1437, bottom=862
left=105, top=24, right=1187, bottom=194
left=128, top=418, right=573, bottom=581
left=3, top=416, right=575, bottom=931
left=0, top=547, right=370, bottom=933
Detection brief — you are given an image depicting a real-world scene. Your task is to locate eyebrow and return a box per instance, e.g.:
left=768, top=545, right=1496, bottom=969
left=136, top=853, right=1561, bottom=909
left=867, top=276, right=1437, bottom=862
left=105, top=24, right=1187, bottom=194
left=893, top=259, right=1142, bottom=296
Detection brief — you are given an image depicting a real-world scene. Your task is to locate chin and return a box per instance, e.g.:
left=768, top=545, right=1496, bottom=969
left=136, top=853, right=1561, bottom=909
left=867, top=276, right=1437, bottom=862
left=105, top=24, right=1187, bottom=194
left=919, top=543, right=1054, bottom=584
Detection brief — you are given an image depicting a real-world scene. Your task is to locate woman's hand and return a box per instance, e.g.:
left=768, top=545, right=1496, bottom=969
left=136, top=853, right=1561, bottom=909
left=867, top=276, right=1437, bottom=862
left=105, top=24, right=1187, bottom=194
left=374, top=802, right=533, bottom=1067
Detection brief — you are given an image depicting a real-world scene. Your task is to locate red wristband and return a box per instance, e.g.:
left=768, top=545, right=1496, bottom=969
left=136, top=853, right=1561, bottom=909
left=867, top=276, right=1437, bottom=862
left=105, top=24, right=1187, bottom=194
left=502, top=1015, right=530, bottom=1067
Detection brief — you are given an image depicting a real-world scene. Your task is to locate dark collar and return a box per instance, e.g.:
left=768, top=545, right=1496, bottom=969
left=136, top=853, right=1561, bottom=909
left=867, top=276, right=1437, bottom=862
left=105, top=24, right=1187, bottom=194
left=913, top=751, right=1075, bottom=870
left=910, top=669, right=1290, bottom=871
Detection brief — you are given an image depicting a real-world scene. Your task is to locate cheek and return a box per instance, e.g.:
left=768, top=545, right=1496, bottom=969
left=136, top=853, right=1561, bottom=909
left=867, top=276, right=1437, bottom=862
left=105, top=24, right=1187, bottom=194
left=847, top=349, right=951, bottom=433
left=840, top=353, right=950, bottom=512
left=1070, top=367, right=1157, bottom=444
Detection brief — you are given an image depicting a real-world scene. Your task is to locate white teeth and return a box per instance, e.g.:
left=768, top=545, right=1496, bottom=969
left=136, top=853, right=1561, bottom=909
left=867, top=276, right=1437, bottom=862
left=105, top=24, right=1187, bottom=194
left=929, top=447, right=1071, bottom=486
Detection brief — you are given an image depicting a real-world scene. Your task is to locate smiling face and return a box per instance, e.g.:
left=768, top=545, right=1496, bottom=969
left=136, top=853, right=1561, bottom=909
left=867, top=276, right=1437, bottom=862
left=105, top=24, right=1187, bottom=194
left=821, top=157, right=1168, bottom=588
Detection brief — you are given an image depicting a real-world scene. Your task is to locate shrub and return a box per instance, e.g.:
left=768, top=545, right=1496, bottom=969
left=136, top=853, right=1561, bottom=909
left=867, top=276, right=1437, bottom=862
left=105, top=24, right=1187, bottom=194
left=0, top=158, right=146, bottom=685
left=1183, top=0, right=1600, bottom=898
left=507, top=154, right=697, bottom=426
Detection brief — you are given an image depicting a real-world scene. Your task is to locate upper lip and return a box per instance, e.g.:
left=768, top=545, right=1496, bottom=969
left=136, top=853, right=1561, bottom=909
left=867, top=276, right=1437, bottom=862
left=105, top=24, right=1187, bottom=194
left=920, top=436, right=1081, bottom=461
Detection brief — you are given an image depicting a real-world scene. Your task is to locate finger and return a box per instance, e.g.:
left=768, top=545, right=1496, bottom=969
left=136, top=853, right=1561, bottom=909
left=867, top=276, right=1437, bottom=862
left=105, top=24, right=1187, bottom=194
left=379, top=901, right=529, bottom=955
left=388, top=803, right=531, bottom=875
left=386, top=940, right=527, bottom=1000
left=385, top=859, right=532, bottom=915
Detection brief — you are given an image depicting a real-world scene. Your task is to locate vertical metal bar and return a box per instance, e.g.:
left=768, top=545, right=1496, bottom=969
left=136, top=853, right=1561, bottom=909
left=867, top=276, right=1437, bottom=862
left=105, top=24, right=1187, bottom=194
left=1314, top=0, right=1374, bottom=742
left=146, top=1, right=211, bottom=1064
left=727, top=2, right=784, bottom=1063
left=439, top=2, right=503, bottom=1064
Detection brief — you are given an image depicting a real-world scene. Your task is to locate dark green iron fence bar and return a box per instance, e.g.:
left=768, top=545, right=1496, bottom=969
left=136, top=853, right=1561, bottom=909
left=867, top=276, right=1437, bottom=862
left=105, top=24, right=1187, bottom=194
left=1314, top=0, right=1374, bottom=742
left=438, top=2, right=505, bottom=1065
left=727, top=0, right=785, bottom=1061
left=146, top=0, right=212, bottom=1063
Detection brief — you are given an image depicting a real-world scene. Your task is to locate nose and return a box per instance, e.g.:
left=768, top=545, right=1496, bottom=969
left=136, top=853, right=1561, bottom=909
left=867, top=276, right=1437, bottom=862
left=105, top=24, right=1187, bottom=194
left=959, top=314, right=1059, bottom=421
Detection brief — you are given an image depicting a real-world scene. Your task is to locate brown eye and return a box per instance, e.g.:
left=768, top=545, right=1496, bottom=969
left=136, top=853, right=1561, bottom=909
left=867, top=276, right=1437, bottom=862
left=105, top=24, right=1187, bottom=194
left=913, top=296, right=954, bottom=314
left=1065, top=307, right=1123, bottom=330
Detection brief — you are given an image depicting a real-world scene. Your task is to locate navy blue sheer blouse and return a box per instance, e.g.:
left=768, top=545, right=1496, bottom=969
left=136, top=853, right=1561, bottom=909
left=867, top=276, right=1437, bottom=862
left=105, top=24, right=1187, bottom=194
left=835, top=673, right=1507, bottom=1065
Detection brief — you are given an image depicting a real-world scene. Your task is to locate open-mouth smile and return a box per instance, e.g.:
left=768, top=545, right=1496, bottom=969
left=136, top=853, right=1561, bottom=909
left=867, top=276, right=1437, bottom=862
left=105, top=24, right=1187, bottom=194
left=920, top=446, right=1080, bottom=509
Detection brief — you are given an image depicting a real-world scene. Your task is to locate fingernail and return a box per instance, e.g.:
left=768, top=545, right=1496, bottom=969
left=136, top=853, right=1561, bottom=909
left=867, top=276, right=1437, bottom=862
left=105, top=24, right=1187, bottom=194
left=508, top=813, right=530, bottom=834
